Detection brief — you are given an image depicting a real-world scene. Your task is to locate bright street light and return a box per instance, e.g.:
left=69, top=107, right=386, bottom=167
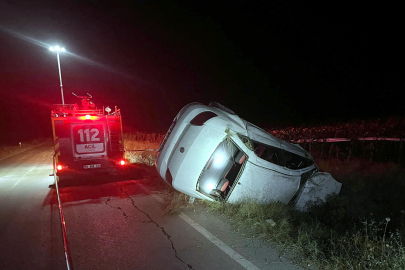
left=49, top=46, right=66, bottom=104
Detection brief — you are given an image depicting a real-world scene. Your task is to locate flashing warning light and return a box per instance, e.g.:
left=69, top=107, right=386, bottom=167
left=78, top=115, right=100, bottom=121
left=120, top=160, right=126, bottom=166
left=57, top=164, right=63, bottom=171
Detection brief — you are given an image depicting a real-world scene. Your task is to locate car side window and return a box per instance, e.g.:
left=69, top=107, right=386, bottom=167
left=252, top=141, right=281, bottom=166
left=237, top=134, right=254, bottom=151
left=236, top=134, right=281, bottom=166
left=281, top=151, right=313, bottom=170
left=237, top=134, right=313, bottom=169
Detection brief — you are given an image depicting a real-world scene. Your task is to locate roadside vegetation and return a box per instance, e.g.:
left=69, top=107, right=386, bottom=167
left=123, top=132, right=162, bottom=166
left=202, top=159, right=405, bottom=270
left=269, top=117, right=405, bottom=142
left=124, top=125, right=405, bottom=270
left=0, top=138, right=49, bottom=159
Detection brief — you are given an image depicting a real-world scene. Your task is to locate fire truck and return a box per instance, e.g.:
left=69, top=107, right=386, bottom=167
left=51, top=93, right=126, bottom=180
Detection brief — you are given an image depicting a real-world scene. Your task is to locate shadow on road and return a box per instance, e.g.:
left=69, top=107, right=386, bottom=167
left=42, top=164, right=168, bottom=207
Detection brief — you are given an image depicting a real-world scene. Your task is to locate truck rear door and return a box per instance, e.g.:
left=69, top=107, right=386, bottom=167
left=71, top=123, right=107, bottom=159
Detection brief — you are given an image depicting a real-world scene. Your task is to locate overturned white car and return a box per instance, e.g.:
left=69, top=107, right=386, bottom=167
left=156, top=102, right=341, bottom=211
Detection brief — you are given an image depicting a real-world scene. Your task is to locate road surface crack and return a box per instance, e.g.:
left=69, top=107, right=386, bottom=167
left=120, top=186, right=194, bottom=270
left=105, top=197, right=129, bottom=219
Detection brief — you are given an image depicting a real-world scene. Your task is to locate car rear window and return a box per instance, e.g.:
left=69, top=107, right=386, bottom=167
left=190, top=111, right=217, bottom=126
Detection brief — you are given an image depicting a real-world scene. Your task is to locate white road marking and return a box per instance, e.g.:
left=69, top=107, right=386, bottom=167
left=179, top=213, right=260, bottom=270
left=139, top=182, right=260, bottom=270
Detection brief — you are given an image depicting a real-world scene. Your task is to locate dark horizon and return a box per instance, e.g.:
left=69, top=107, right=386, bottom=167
left=0, top=1, right=402, bottom=144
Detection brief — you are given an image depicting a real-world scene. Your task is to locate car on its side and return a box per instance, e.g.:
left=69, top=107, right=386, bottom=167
left=156, top=102, right=341, bottom=211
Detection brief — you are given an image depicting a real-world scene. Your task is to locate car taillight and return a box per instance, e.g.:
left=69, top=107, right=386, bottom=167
left=119, top=160, right=126, bottom=166
left=57, top=164, right=63, bottom=171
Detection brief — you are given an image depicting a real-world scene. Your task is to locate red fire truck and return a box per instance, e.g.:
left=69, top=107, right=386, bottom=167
left=51, top=93, right=126, bottom=180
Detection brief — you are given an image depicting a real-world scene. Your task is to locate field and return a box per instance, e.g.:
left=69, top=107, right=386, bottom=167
left=0, top=138, right=49, bottom=160
left=124, top=120, right=405, bottom=269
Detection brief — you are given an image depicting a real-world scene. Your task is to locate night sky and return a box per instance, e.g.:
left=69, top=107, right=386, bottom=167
left=0, top=1, right=402, bottom=144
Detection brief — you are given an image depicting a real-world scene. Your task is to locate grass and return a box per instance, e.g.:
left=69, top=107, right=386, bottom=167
left=166, top=158, right=405, bottom=269
left=124, top=132, right=405, bottom=269
left=123, top=133, right=161, bottom=166
left=201, top=159, right=405, bottom=269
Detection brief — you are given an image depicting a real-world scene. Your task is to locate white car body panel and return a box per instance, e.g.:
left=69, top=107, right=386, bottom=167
left=226, top=162, right=301, bottom=204
left=156, top=102, right=341, bottom=211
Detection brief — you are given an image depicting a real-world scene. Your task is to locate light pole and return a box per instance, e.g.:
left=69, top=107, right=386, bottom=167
left=49, top=46, right=66, bottom=105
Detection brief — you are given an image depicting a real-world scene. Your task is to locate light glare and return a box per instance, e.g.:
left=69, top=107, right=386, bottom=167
left=213, top=151, right=226, bottom=167
left=49, top=46, right=66, bottom=53
left=206, top=182, right=215, bottom=191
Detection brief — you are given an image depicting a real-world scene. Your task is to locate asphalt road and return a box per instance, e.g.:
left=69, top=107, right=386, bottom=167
left=0, top=143, right=306, bottom=270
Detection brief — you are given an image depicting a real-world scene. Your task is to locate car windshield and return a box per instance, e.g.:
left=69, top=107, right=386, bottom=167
left=237, top=134, right=313, bottom=169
